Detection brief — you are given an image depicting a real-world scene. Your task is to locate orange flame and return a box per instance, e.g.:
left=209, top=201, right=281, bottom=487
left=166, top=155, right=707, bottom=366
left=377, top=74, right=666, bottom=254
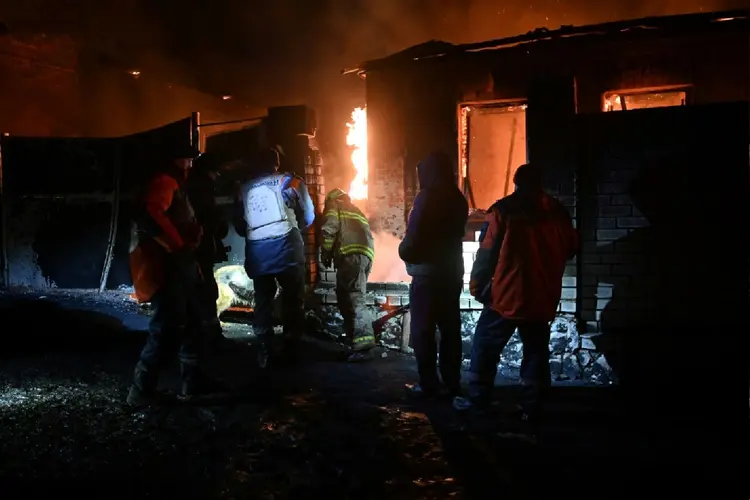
left=346, top=107, right=368, bottom=200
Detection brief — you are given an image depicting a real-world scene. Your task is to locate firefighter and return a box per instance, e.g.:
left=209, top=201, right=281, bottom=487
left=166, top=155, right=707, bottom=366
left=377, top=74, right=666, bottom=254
left=399, top=151, right=469, bottom=399
left=453, top=163, right=579, bottom=429
left=320, top=188, right=376, bottom=360
left=126, top=145, right=223, bottom=406
left=187, top=153, right=232, bottom=353
left=233, top=148, right=315, bottom=366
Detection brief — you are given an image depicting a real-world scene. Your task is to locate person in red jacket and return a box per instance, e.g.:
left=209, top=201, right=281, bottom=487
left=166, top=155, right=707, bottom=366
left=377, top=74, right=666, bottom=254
left=127, top=145, right=222, bottom=406
left=453, top=163, right=579, bottom=425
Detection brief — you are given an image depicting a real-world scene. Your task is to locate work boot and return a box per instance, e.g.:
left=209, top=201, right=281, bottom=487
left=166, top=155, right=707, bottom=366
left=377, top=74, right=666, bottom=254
left=126, top=385, right=173, bottom=408
left=405, top=382, right=441, bottom=399
left=126, top=361, right=167, bottom=408
left=180, top=370, right=228, bottom=399
left=347, top=349, right=375, bottom=363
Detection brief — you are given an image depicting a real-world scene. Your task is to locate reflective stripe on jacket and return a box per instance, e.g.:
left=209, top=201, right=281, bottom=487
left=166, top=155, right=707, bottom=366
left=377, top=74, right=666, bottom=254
left=320, top=190, right=374, bottom=261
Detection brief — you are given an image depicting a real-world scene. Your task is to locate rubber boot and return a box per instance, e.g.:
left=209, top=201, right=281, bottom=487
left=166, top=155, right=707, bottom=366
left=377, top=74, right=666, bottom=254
left=126, top=361, right=163, bottom=407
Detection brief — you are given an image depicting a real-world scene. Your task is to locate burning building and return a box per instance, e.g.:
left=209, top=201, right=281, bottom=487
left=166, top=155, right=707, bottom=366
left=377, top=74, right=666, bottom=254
left=336, top=10, right=749, bottom=381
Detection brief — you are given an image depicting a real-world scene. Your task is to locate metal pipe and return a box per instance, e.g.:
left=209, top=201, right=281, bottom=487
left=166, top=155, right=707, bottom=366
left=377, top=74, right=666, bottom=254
left=197, top=116, right=266, bottom=128
left=0, top=134, right=8, bottom=287
left=99, top=156, right=121, bottom=292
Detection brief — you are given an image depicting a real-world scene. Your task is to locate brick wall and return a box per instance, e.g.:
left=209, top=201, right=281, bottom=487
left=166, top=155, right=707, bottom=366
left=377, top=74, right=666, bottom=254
left=579, top=166, right=648, bottom=334
left=365, top=72, right=407, bottom=237
left=304, top=147, right=326, bottom=286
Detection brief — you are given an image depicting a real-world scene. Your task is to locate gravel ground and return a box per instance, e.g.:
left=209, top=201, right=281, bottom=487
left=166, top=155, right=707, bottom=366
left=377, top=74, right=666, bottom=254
left=0, top=289, right=740, bottom=498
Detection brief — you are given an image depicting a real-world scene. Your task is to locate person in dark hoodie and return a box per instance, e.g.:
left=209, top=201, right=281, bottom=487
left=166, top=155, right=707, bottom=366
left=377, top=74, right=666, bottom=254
left=453, top=163, right=579, bottom=429
left=399, top=151, right=469, bottom=398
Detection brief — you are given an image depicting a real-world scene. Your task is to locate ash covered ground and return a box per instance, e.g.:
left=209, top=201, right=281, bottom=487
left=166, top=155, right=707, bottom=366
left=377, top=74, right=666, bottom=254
left=0, top=288, right=737, bottom=498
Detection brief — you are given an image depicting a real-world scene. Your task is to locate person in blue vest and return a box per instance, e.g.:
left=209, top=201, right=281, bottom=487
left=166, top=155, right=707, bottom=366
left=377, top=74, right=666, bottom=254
left=233, top=148, right=316, bottom=367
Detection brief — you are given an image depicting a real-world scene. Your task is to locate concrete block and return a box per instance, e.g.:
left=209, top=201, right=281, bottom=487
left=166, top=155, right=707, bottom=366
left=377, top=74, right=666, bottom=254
left=599, top=206, right=631, bottom=217
left=617, top=217, right=649, bottom=228
left=581, top=264, right=611, bottom=276
left=559, top=300, right=576, bottom=313
left=560, top=288, right=577, bottom=300
left=597, top=229, right=628, bottom=241
left=597, top=182, right=626, bottom=195
left=561, top=276, right=577, bottom=287
left=596, top=218, right=616, bottom=229
left=582, top=254, right=601, bottom=264
left=609, top=195, right=632, bottom=205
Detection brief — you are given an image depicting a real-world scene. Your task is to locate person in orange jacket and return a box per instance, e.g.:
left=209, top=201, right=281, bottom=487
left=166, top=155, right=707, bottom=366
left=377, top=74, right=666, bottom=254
left=126, top=145, right=223, bottom=406
left=453, top=163, right=579, bottom=427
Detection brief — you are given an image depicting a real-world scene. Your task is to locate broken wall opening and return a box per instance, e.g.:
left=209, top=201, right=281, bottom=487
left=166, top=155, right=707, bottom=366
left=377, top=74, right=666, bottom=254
left=460, top=102, right=528, bottom=211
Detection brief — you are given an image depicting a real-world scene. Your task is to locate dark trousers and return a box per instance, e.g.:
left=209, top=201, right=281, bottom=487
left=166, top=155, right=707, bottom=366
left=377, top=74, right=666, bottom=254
left=467, top=307, right=551, bottom=417
left=134, top=258, right=203, bottom=392
left=336, top=254, right=374, bottom=351
left=252, top=265, right=306, bottom=342
left=197, top=259, right=220, bottom=322
left=409, top=275, right=463, bottom=391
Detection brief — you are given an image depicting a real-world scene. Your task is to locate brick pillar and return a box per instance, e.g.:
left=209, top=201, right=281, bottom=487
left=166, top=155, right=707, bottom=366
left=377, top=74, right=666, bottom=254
left=303, top=146, right=325, bottom=286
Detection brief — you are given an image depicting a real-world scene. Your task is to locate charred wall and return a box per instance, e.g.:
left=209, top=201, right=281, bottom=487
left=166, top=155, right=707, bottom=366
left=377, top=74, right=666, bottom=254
left=360, top=19, right=749, bottom=383
left=365, top=22, right=749, bottom=229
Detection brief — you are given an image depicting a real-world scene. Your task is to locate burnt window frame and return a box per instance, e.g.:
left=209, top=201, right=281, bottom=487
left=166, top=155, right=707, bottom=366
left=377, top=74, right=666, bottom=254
left=456, top=99, right=529, bottom=213
left=601, top=85, right=694, bottom=112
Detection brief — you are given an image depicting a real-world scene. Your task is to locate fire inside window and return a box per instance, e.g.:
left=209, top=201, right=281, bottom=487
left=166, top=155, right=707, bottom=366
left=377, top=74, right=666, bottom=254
left=459, top=103, right=528, bottom=211
left=603, top=89, right=688, bottom=112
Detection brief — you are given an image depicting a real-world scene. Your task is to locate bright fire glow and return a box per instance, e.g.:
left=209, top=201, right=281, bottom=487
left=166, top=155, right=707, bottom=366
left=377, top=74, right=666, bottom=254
left=346, top=107, right=368, bottom=200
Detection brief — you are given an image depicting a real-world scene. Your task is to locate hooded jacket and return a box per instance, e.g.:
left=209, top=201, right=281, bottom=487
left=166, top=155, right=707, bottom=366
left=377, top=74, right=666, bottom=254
left=398, top=152, right=469, bottom=278
left=469, top=188, right=579, bottom=321
left=320, top=189, right=375, bottom=262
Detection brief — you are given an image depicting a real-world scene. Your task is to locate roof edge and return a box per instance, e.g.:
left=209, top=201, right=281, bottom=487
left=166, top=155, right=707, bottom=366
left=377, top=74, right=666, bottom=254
left=341, top=8, right=749, bottom=76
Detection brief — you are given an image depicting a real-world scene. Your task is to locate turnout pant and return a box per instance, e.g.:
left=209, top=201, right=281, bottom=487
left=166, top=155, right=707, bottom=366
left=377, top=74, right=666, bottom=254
left=336, top=254, right=375, bottom=351
left=133, top=257, right=203, bottom=393
left=409, top=275, right=463, bottom=392
left=252, top=265, right=306, bottom=344
left=467, top=307, right=551, bottom=418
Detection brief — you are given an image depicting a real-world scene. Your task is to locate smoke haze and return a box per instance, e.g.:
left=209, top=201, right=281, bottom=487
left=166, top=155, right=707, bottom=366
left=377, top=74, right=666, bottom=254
left=0, top=0, right=743, bottom=167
